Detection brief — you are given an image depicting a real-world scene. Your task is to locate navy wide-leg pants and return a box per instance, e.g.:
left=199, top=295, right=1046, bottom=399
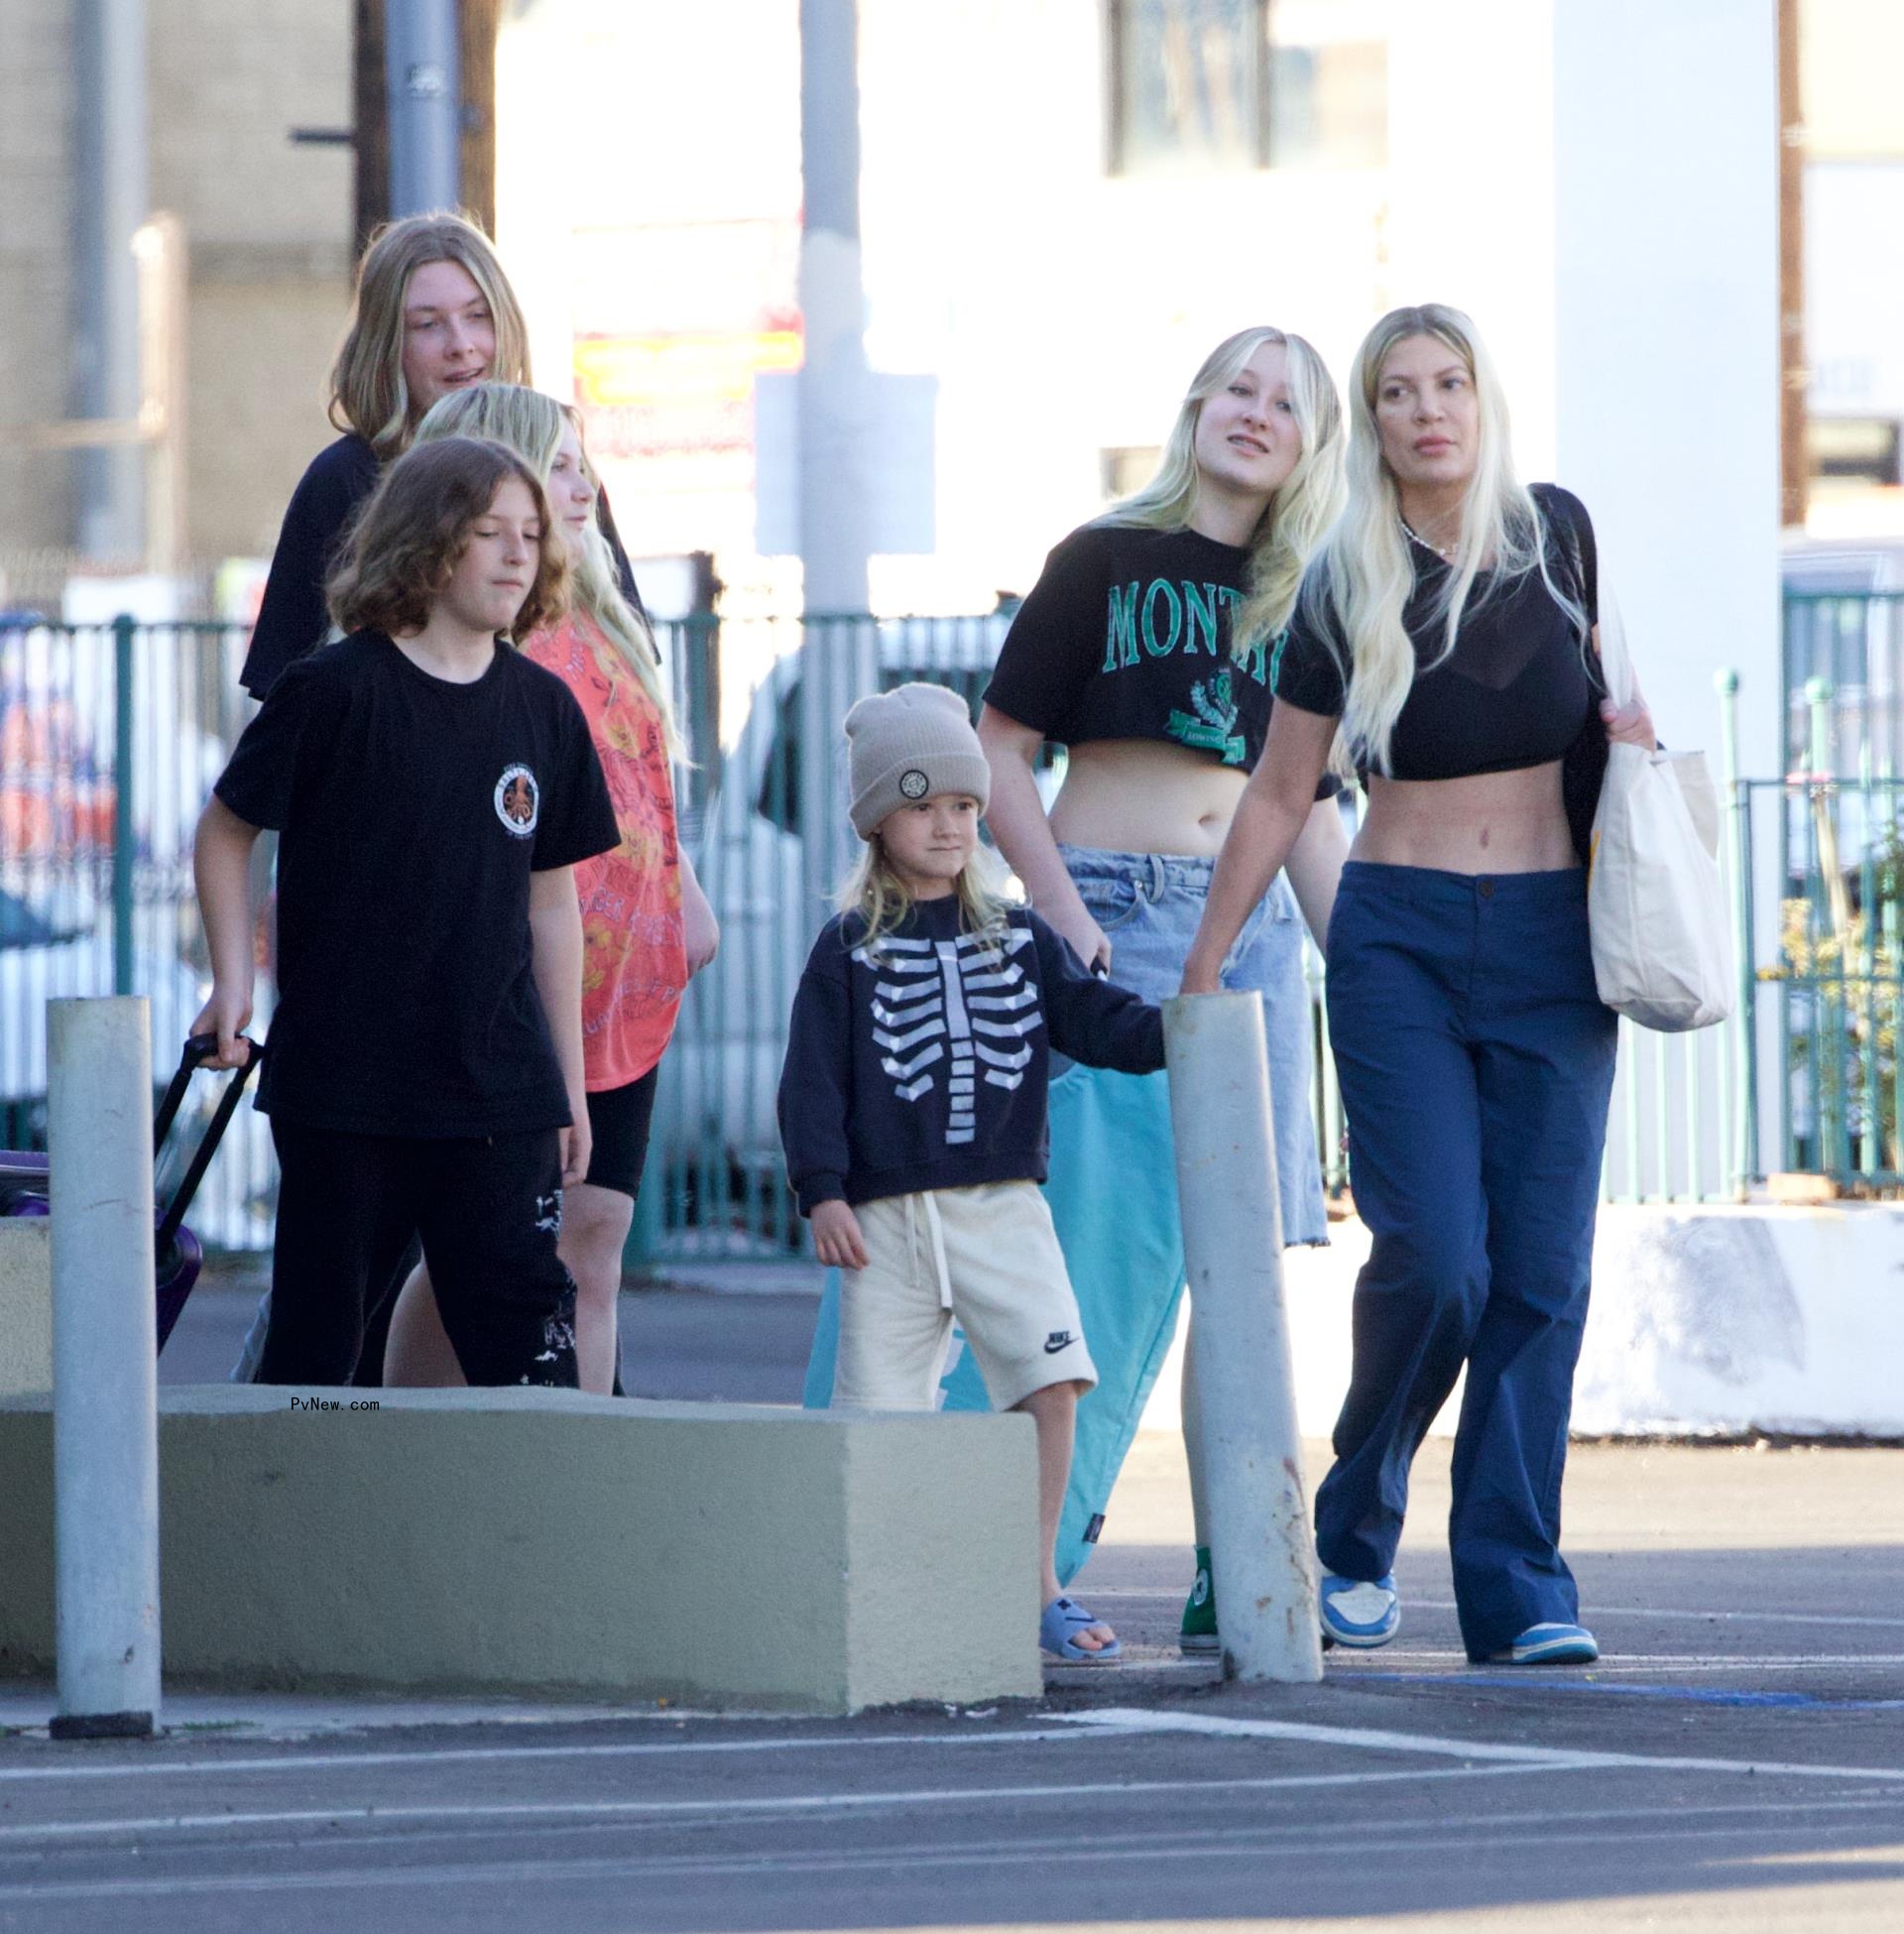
left=1315, top=862, right=1617, bottom=1660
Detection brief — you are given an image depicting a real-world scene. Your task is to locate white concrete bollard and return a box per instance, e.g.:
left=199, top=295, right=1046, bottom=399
left=48, top=997, right=160, bottom=1739
left=1162, top=992, right=1322, bottom=1684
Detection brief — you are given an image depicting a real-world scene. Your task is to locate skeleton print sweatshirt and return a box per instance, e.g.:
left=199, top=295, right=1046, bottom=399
left=778, top=896, right=1165, bottom=1214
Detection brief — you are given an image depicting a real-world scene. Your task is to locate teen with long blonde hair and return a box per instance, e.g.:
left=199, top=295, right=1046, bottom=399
left=1183, top=303, right=1656, bottom=1666
left=780, top=682, right=1167, bottom=1662
left=977, top=325, right=1349, bottom=1646
left=381, top=382, right=719, bottom=1394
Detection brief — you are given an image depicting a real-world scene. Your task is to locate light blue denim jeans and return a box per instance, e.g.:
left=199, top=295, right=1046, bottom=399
left=1058, top=842, right=1327, bottom=1248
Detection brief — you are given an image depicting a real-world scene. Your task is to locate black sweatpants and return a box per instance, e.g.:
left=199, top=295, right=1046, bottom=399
left=262, top=1121, right=579, bottom=1389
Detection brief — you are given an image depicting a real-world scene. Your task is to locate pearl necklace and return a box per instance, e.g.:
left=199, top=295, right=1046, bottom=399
left=1398, top=515, right=1457, bottom=563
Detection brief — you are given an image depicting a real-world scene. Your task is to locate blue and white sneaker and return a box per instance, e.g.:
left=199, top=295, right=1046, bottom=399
left=1488, top=1623, right=1599, bottom=1665
left=1318, top=1572, right=1399, bottom=1649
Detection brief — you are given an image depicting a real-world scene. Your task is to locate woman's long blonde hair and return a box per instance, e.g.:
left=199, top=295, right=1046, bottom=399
left=330, top=213, right=532, bottom=459
left=414, top=382, right=684, bottom=761
left=1097, top=326, right=1346, bottom=658
left=838, top=834, right=1016, bottom=954
left=1309, top=302, right=1585, bottom=775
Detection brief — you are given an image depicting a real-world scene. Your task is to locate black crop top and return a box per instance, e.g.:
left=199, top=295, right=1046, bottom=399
left=987, top=522, right=1331, bottom=785
left=1272, top=484, right=1605, bottom=785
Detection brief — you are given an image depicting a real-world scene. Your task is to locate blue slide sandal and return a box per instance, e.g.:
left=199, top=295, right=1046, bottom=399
left=1040, top=1595, right=1122, bottom=1664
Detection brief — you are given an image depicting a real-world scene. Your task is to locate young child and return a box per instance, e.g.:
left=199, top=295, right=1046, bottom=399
left=778, top=682, right=1165, bottom=1662
left=191, top=434, right=620, bottom=1388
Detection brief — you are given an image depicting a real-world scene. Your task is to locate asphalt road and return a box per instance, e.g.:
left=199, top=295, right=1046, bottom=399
left=8, top=1269, right=1898, bottom=1931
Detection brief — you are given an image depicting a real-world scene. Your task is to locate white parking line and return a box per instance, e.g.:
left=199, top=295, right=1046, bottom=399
left=1325, top=1652, right=1904, bottom=1671
left=1418, top=1600, right=1904, bottom=1632
left=1063, top=1708, right=1904, bottom=1781
left=1085, top=1587, right=1904, bottom=1632
left=0, top=1759, right=1581, bottom=1844
left=0, top=1723, right=1120, bottom=1785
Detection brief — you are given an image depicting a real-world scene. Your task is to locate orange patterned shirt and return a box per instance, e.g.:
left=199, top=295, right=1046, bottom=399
left=524, top=615, right=687, bottom=1089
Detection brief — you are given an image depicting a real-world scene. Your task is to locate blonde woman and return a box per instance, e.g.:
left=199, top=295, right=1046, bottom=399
left=381, top=383, right=718, bottom=1393
left=779, top=682, right=1166, bottom=1661
left=978, top=325, right=1349, bottom=1646
left=1182, top=304, right=1656, bottom=1666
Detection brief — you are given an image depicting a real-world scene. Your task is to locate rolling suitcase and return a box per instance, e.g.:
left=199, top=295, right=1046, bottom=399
left=0, top=1031, right=264, bottom=1352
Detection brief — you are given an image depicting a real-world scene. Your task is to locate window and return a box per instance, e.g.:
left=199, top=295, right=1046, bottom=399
left=1106, top=0, right=1388, bottom=176
left=1809, top=418, right=1903, bottom=492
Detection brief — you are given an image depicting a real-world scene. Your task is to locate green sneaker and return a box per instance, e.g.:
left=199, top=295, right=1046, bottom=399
left=1179, top=1544, right=1218, bottom=1654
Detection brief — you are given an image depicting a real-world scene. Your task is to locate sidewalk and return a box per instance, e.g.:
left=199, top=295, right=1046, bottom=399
left=6, top=1432, right=1897, bottom=1742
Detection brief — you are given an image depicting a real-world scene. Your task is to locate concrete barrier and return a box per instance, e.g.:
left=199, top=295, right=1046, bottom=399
left=1138, top=1203, right=1904, bottom=1442
left=0, top=1386, right=1041, bottom=1713
left=0, top=1221, right=51, bottom=1400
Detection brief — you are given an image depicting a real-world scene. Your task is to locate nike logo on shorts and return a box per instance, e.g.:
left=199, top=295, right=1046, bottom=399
left=1043, top=1330, right=1077, bottom=1355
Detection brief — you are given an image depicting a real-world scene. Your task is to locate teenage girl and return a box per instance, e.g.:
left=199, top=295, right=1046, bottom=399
left=1182, top=304, right=1654, bottom=1666
left=978, top=326, right=1349, bottom=1646
left=383, top=383, right=718, bottom=1392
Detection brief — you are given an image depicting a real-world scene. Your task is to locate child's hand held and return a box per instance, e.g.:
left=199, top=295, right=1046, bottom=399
left=811, top=1199, right=868, bottom=1270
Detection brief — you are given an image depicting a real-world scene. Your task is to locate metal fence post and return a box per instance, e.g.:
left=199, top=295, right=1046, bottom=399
left=48, top=996, right=160, bottom=1740
left=1717, top=668, right=1752, bottom=1195
left=1162, top=991, right=1322, bottom=1684
left=111, top=613, right=135, bottom=997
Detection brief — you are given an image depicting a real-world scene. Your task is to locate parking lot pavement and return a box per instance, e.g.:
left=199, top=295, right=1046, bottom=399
left=3, top=1648, right=1903, bottom=1932
left=29, top=1269, right=1898, bottom=1929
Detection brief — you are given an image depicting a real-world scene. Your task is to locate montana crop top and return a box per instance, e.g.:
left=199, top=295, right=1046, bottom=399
left=1272, top=484, right=1605, bottom=786
left=987, top=522, right=1307, bottom=778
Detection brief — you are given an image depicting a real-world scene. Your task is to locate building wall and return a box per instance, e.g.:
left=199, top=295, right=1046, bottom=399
left=151, top=0, right=355, bottom=563
left=0, top=0, right=78, bottom=567
left=0, top=0, right=353, bottom=586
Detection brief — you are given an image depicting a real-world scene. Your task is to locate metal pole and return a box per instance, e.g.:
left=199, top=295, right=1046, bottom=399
left=796, top=0, right=877, bottom=929
left=111, top=615, right=135, bottom=996
left=1161, top=991, right=1323, bottom=1684
left=71, top=0, right=149, bottom=560
left=48, top=997, right=159, bottom=1740
left=385, top=0, right=462, bottom=217
left=133, top=214, right=188, bottom=575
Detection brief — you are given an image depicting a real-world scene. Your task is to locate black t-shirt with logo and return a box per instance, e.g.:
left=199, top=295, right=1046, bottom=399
left=215, top=629, right=619, bottom=1138
left=984, top=521, right=1337, bottom=796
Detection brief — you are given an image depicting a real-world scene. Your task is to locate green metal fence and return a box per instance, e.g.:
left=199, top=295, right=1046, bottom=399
left=6, top=599, right=1898, bottom=1263
left=1746, top=672, right=1904, bottom=1191
left=0, top=616, right=269, bottom=1245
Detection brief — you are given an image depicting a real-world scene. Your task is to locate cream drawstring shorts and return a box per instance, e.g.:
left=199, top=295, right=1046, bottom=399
left=831, top=1180, right=1098, bottom=1412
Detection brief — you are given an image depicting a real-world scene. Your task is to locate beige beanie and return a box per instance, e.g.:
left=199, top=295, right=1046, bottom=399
left=844, top=682, right=992, bottom=839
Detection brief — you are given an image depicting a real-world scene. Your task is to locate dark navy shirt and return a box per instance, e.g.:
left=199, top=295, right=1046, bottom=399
left=778, top=896, right=1164, bottom=1213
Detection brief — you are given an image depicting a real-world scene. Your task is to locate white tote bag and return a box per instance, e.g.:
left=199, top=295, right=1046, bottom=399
left=1586, top=592, right=1734, bottom=1031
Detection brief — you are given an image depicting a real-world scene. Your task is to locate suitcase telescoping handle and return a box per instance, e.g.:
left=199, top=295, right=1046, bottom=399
left=154, top=1032, right=263, bottom=1255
